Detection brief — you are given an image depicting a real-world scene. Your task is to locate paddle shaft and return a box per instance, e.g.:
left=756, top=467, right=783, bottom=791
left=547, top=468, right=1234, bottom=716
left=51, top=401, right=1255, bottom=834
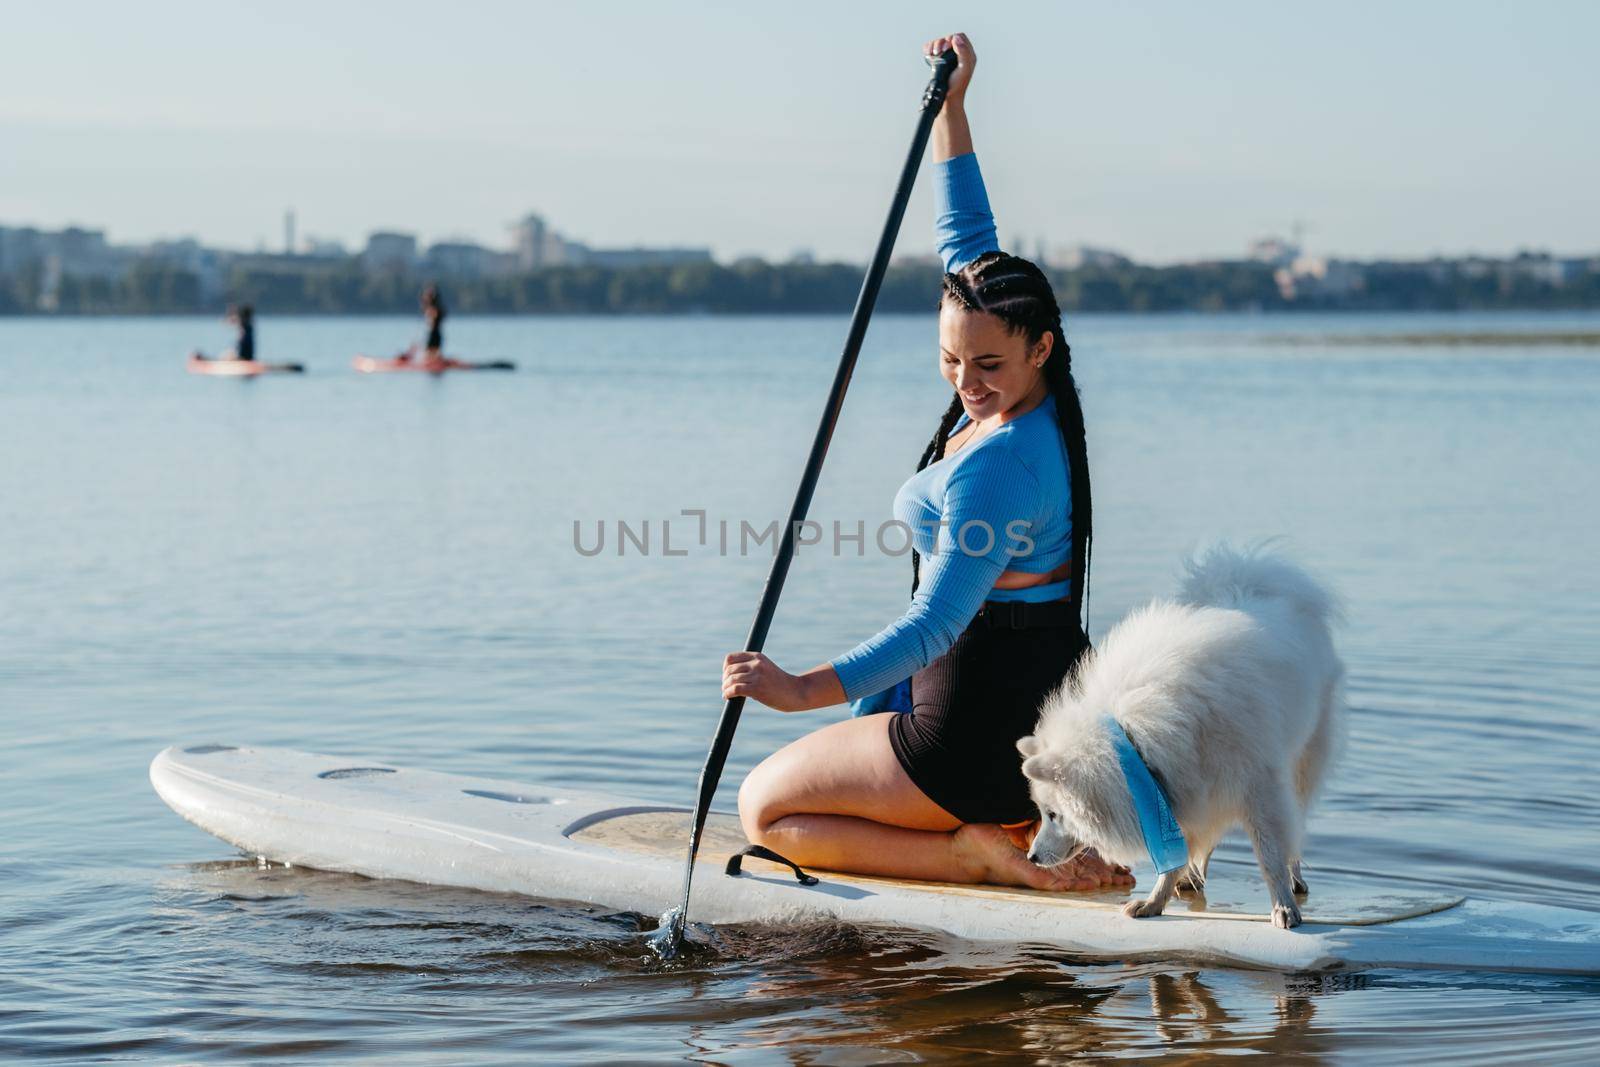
left=664, top=50, right=958, bottom=952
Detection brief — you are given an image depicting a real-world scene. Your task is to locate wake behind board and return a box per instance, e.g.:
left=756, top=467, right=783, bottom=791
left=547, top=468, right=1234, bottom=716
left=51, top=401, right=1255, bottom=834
left=149, top=744, right=1600, bottom=975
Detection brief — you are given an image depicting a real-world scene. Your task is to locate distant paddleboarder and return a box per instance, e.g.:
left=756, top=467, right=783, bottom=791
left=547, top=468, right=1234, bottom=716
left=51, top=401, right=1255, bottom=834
left=354, top=286, right=513, bottom=372
left=230, top=304, right=256, bottom=361
left=188, top=303, right=303, bottom=374
left=396, top=285, right=447, bottom=366
left=191, top=304, right=255, bottom=363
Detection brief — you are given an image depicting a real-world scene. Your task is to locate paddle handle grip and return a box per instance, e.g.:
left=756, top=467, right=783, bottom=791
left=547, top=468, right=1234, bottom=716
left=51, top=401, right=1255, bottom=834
left=922, top=49, right=958, bottom=110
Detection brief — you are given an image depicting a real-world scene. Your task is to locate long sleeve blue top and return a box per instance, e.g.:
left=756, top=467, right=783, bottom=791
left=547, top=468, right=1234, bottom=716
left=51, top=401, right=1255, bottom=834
left=932, top=151, right=999, bottom=274
left=828, top=153, right=1074, bottom=702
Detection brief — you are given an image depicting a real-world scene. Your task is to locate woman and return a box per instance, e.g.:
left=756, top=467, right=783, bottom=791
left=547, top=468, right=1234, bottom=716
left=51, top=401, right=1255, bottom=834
left=420, top=285, right=446, bottom=362
left=398, top=285, right=447, bottom=364
left=230, top=304, right=256, bottom=361
left=723, top=33, right=1132, bottom=892
left=191, top=304, right=254, bottom=363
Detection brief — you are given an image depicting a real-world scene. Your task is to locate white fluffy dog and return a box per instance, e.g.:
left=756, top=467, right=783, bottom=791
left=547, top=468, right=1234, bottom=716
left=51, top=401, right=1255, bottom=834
left=1018, top=545, right=1344, bottom=929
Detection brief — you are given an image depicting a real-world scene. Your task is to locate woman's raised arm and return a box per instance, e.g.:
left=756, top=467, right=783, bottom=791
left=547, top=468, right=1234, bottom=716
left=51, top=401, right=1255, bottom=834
left=925, top=33, right=998, bottom=272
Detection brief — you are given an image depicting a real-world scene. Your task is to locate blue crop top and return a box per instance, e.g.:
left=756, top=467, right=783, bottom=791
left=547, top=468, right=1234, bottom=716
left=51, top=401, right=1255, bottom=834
left=828, top=152, right=1073, bottom=703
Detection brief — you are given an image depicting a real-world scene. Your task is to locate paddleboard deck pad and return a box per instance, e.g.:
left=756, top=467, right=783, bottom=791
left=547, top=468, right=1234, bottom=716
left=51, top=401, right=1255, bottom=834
left=187, top=356, right=305, bottom=376
left=353, top=355, right=516, bottom=373
left=150, top=744, right=1600, bottom=975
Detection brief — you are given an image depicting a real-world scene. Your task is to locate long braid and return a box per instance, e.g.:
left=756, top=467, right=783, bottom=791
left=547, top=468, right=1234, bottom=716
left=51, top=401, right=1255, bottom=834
left=911, top=252, right=1093, bottom=631
left=1040, top=321, right=1092, bottom=629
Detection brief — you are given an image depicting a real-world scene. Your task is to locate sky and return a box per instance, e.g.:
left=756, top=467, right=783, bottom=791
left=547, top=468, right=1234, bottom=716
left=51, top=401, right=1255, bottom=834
left=1, top=1, right=1596, bottom=264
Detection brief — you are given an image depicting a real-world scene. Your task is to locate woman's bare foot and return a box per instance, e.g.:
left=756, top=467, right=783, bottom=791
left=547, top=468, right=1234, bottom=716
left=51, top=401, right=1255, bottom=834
left=953, top=823, right=1135, bottom=891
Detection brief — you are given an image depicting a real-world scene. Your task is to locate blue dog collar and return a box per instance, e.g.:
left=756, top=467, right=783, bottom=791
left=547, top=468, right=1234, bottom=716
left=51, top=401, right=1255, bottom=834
left=1106, top=718, right=1189, bottom=874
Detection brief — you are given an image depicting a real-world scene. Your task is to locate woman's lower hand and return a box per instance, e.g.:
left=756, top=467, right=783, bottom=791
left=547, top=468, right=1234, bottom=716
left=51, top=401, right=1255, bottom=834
left=924, top=32, right=975, bottom=106
left=722, top=651, right=809, bottom=712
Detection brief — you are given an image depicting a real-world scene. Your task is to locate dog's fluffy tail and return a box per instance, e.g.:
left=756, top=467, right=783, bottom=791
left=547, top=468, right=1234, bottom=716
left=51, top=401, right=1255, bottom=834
left=1177, top=542, right=1341, bottom=625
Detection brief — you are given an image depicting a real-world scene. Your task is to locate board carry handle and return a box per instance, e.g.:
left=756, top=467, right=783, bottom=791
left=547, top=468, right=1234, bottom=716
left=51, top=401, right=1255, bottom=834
left=725, top=844, right=820, bottom=886
left=655, top=48, right=959, bottom=958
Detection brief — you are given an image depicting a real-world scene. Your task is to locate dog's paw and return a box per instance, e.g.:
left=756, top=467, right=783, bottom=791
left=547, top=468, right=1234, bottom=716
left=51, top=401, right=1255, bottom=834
left=1123, top=899, right=1166, bottom=920
left=1291, top=874, right=1309, bottom=896
left=1271, top=902, right=1303, bottom=929
left=1176, top=871, right=1205, bottom=893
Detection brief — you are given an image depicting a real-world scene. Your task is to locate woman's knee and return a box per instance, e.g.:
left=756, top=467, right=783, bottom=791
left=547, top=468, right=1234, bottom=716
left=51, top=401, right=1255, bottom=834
left=737, top=756, right=786, bottom=841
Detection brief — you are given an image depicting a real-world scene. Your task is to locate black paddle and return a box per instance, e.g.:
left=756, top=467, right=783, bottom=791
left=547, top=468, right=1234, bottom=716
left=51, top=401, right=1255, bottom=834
left=653, top=48, right=959, bottom=958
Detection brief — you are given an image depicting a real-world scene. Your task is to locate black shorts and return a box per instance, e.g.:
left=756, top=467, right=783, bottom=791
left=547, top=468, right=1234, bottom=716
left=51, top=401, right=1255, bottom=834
left=889, top=604, right=1091, bottom=825
left=425, top=326, right=444, bottom=350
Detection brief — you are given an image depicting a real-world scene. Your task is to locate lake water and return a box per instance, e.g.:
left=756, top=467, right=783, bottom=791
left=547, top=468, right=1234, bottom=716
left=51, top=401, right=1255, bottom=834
left=2, top=311, right=1598, bottom=1063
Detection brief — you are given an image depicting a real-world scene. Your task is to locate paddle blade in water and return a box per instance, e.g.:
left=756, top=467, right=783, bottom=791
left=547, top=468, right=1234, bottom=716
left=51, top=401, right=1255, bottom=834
left=646, top=907, right=686, bottom=960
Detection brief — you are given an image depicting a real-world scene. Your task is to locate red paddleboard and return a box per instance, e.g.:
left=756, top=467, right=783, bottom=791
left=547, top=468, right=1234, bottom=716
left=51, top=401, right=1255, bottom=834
left=187, top=355, right=304, bottom=376
left=353, top=355, right=516, bottom=373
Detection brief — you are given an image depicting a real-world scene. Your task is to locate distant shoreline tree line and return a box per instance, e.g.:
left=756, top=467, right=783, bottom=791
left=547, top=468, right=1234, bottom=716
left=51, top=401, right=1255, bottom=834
left=2, top=257, right=1598, bottom=315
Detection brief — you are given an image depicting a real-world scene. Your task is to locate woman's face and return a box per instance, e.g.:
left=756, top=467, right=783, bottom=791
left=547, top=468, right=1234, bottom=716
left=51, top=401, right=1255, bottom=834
left=938, top=303, right=1051, bottom=421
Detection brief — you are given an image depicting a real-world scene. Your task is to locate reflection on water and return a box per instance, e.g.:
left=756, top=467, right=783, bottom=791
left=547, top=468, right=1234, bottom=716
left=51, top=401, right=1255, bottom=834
left=3, top=311, right=1600, bottom=1062
left=62, top=858, right=1589, bottom=1065
left=124, top=862, right=1348, bottom=1062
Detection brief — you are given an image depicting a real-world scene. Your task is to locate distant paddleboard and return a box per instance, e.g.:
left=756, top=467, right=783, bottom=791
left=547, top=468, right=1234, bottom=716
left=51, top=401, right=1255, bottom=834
left=353, top=355, right=516, bottom=373
left=149, top=744, right=1600, bottom=975
left=187, top=355, right=305, bottom=376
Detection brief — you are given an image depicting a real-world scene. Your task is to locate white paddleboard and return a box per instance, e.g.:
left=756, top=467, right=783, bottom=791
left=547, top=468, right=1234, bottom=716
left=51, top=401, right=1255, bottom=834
left=150, top=744, right=1600, bottom=975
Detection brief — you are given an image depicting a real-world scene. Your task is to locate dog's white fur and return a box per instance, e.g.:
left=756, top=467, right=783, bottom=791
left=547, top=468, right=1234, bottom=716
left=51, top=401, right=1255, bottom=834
left=1019, top=545, right=1344, bottom=929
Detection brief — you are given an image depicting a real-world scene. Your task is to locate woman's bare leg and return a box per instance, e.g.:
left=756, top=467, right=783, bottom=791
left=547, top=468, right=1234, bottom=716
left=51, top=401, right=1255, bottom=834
left=738, top=715, right=1133, bottom=890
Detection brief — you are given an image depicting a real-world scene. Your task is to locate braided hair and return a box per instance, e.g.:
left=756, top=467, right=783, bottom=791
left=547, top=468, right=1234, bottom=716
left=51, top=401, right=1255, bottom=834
left=911, top=251, right=1092, bottom=631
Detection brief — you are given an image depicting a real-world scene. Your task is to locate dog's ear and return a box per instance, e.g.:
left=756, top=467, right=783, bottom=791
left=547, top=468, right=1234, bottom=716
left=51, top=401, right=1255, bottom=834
left=1021, top=752, right=1065, bottom=783
left=1017, top=734, right=1042, bottom=758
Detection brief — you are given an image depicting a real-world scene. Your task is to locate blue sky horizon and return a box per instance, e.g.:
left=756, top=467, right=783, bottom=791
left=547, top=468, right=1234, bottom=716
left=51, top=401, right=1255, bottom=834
left=2, top=2, right=1596, bottom=265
